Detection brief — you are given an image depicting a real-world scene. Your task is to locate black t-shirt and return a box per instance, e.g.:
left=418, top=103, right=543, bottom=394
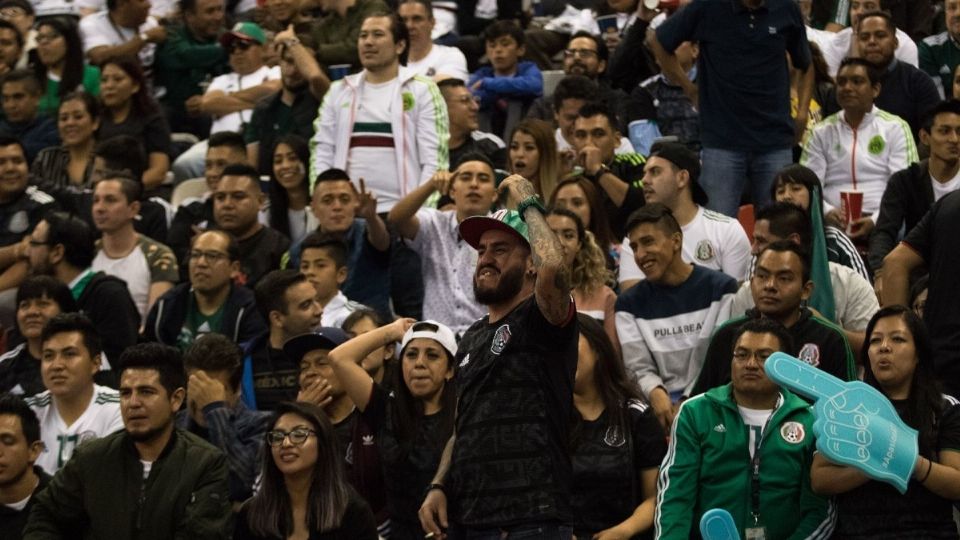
left=606, top=154, right=646, bottom=239
left=234, top=484, right=379, bottom=540
left=0, top=186, right=54, bottom=247
left=98, top=109, right=172, bottom=156
left=333, top=409, right=387, bottom=521
left=903, top=191, right=960, bottom=396
left=250, top=344, right=299, bottom=411
left=236, top=226, right=290, bottom=288
left=448, top=296, right=578, bottom=528
left=832, top=397, right=960, bottom=539
left=449, top=132, right=507, bottom=172
left=570, top=402, right=666, bottom=539
left=360, top=384, right=450, bottom=539
left=0, top=343, right=45, bottom=396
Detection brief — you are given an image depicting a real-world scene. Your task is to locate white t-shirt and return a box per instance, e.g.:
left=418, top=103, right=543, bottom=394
left=620, top=206, right=752, bottom=283
left=931, top=170, right=960, bottom=201
left=79, top=12, right=160, bottom=69
left=206, top=65, right=282, bottom=134
left=320, top=291, right=365, bottom=328
left=91, top=235, right=179, bottom=320
left=738, top=405, right=775, bottom=459
left=555, top=127, right=635, bottom=156
left=347, top=78, right=401, bottom=212
left=814, top=26, right=919, bottom=78
left=406, top=44, right=469, bottom=80
left=26, top=385, right=124, bottom=475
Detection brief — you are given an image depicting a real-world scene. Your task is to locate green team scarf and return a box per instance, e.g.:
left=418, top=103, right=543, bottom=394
left=808, top=188, right=837, bottom=322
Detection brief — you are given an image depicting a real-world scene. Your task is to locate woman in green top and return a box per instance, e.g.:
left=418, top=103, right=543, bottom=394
left=33, top=16, right=100, bottom=117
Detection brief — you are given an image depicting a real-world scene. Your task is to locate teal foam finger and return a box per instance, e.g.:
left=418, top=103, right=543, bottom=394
left=764, top=352, right=847, bottom=400
left=700, top=508, right=740, bottom=540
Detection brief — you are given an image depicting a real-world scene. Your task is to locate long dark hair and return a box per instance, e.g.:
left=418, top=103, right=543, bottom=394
left=269, top=134, right=311, bottom=238
left=574, top=313, right=643, bottom=438
left=102, top=57, right=158, bottom=115
left=392, top=330, right=456, bottom=452
left=550, top=176, right=615, bottom=251
left=861, top=305, right=943, bottom=456
left=246, top=402, right=351, bottom=536
left=33, top=16, right=85, bottom=100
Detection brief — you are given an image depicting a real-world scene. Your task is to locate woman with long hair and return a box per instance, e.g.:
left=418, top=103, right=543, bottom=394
left=546, top=207, right=619, bottom=356
left=810, top=305, right=960, bottom=539
left=31, top=91, right=99, bottom=192
left=269, top=134, right=316, bottom=246
left=33, top=16, right=100, bottom=117
left=509, top=118, right=561, bottom=201
left=328, top=318, right=457, bottom=540
left=570, top=314, right=666, bottom=539
left=550, top=175, right=619, bottom=271
left=98, top=57, right=171, bottom=190
left=235, top=401, right=379, bottom=539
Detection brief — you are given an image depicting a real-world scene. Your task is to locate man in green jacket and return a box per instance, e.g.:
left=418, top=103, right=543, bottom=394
left=22, top=343, right=231, bottom=540
left=655, top=318, right=834, bottom=540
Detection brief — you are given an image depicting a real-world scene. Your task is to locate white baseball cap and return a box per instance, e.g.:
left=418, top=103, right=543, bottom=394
left=400, top=320, right=458, bottom=358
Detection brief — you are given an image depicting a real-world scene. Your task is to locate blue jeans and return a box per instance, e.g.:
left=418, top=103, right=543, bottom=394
left=699, top=147, right=793, bottom=217
left=448, top=522, right=574, bottom=540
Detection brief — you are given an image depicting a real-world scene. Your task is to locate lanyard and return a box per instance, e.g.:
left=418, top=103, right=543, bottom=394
left=749, top=395, right=782, bottom=526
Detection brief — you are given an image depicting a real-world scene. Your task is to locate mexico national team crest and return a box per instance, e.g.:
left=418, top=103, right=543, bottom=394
left=780, top=422, right=805, bottom=444
left=798, top=343, right=821, bottom=367
left=695, top=240, right=715, bottom=262
left=604, top=426, right=626, bottom=447
left=491, top=324, right=512, bottom=355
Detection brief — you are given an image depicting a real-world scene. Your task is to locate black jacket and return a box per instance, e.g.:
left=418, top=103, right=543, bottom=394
left=142, top=282, right=267, bottom=347
left=76, top=271, right=141, bottom=373
left=691, top=308, right=856, bottom=396
left=870, top=160, right=935, bottom=271
left=1, top=466, right=50, bottom=540
left=23, top=429, right=231, bottom=540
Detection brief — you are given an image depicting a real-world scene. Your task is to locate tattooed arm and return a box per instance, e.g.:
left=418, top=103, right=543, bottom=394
left=499, top=174, right=572, bottom=326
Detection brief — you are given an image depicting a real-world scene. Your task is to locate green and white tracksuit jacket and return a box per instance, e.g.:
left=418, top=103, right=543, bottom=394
left=655, top=384, right=835, bottom=539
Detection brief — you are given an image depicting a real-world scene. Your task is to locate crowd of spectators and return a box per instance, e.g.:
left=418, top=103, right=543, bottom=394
left=1, top=0, right=960, bottom=538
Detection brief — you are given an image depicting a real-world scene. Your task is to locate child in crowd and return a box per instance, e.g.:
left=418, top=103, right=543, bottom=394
left=467, top=20, right=543, bottom=137
left=299, top=232, right=367, bottom=328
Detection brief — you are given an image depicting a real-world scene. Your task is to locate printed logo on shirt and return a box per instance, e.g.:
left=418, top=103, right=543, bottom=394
left=780, top=422, right=806, bottom=444
left=695, top=239, right=716, bottom=262
left=798, top=343, right=821, bottom=367
left=868, top=135, right=885, bottom=155
left=768, top=26, right=777, bottom=34
left=459, top=353, right=471, bottom=368
left=7, top=210, right=28, bottom=234
left=362, top=435, right=375, bottom=446
left=603, top=425, right=626, bottom=447
left=426, top=67, right=436, bottom=77
left=713, top=424, right=726, bottom=433
left=402, top=92, right=415, bottom=111
left=490, top=324, right=512, bottom=355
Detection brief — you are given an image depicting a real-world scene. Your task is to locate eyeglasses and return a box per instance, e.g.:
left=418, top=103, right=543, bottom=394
left=266, top=427, right=317, bottom=447
left=227, top=40, right=254, bottom=53
left=188, top=250, right=230, bottom=262
left=450, top=95, right=480, bottom=105
left=732, top=349, right=773, bottom=364
left=563, top=48, right=598, bottom=59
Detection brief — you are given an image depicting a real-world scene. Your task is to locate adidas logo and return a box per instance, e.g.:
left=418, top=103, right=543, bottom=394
left=459, top=354, right=470, bottom=368
left=361, top=435, right=375, bottom=446
left=713, top=424, right=726, bottom=433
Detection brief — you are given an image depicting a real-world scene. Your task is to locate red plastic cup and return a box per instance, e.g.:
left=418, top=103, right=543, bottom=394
left=840, top=190, right=863, bottom=231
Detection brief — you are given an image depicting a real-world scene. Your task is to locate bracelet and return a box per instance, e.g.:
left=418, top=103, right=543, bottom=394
left=516, top=195, right=545, bottom=222
left=425, top=483, right=445, bottom=497
left=584, top=164, right=610, bottom=184
left=918, top=457, right=933, bottom=483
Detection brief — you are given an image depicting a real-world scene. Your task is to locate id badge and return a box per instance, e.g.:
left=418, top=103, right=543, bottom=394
left=745, top=526, right=768, bottom=540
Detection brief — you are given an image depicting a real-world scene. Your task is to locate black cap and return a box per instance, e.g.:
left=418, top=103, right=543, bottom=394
left=282, top=328, right=349, bottom=363
left=649, top=141, right=708, bottom=206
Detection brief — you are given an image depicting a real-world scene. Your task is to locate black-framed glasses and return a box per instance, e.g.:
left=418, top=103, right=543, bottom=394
left=188, top=250, right=229, bottom=263
left=227, top=40, right=254, bottom=53
left=266, top=428, right=317, bottom=447
left=563, top=48, right=598, bottom=59
left=732, top=349, right=773, bottom=364
left=35, top=30, right=62, bottom=44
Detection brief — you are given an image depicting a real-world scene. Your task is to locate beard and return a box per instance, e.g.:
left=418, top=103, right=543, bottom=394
left=474, top=264, right=525, bottom=305
left=126, top=418, right=173, bottom=444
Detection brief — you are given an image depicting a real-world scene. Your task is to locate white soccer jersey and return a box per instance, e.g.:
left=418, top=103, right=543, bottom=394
left=26, top=385, right=124, bottom=474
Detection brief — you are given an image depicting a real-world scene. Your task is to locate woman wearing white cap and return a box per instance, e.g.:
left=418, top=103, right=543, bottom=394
left=328, top=317, right=457, bottom=540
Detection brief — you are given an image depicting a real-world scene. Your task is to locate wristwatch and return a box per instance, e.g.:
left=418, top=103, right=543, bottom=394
left=584, top=163, right=610, bottom=183
left=516, top=195, right=546, bottom=222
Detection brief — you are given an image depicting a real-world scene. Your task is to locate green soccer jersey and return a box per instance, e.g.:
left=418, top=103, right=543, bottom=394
left=920, top=31, right=960, bottom=97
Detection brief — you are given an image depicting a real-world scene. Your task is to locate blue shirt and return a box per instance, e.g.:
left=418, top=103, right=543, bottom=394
left=656, top=0, right=810, bottom=151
